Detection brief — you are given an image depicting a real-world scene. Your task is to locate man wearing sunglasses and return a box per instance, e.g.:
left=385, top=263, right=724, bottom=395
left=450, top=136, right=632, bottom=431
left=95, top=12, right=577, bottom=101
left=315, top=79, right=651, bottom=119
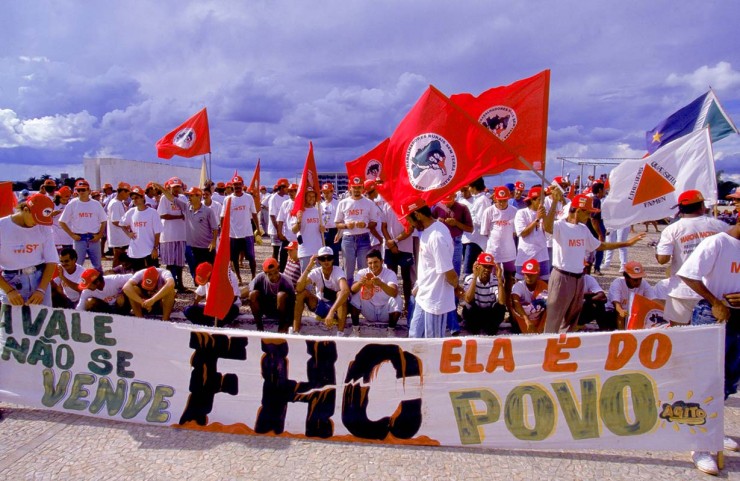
left=293, top=246, right=350, bottom=335
left=59, top=179, right=107, bottom=272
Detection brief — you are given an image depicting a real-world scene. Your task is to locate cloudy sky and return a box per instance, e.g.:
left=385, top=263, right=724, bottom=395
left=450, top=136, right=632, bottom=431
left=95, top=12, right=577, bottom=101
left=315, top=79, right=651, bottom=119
left=1, top=0, right=739, bottom=187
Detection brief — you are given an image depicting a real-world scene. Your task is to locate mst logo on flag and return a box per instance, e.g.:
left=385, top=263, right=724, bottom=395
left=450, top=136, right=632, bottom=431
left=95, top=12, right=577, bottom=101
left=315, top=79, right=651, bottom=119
left=156, top=108, right=211, bottom=159
left=406, top=134, right=457, bottom=191
left=479, top=105, right=517, bottom=140
left=346, top=138, right=389, bottom=182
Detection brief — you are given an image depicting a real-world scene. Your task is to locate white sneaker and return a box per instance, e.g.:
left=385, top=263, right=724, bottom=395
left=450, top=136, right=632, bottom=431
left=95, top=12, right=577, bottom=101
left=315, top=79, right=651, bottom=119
left=691, top=451, right=719, bottom=475
left=725, top=436, right=739, bottom=452
left=350, top=326, right=360, bottom=337
left=336, top=329, right=345, bottom=337
left=288, top=327, right=294, bottom=335
left=386, top=327, right=394, bottom=337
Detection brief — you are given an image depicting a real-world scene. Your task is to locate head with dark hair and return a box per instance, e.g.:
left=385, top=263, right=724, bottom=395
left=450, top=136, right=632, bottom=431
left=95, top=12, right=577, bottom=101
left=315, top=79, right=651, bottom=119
left=60, top=247, right=78, bottom=261
left=366, top=249, right=383, bottom=261
left=678, top=202, right=704, bottom=215
left=592, top=183, right=604, bottom=196
left=468, top=178, right=486, bottom=193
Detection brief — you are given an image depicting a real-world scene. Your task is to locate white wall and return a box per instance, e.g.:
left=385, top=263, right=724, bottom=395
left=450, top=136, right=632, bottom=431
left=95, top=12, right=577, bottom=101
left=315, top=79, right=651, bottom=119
left=83, top=158, right=202, bottom=190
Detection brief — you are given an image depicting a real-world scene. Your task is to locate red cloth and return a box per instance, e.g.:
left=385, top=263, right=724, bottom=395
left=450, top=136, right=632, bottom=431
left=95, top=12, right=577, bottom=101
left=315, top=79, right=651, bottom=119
left=375, top=85, right=519, bottom=223
left=249, top=159, right=261, bottom=193
left=450, top=70, right=550, bottom=171
left=0, top=181, right=17, bottom=217
left=156, top=108, right=211, bottom=159
left=291, top=142, right=320, bottom=216
left=204, top=197, right=233, bottom=321
left=345, top=138, right=389, bottom=182
left=627, top=294, right=666, bottom=330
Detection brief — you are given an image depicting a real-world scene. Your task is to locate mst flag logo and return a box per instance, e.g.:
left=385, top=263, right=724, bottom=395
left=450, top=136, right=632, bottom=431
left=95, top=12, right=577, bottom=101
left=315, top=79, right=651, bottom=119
left=365, top=159, right=382, bottom=180
left=173, top=128, right=196, bottom=149
left=479, top=105, right=517, bottom=140
left=405, top=134, right=457, bottom=191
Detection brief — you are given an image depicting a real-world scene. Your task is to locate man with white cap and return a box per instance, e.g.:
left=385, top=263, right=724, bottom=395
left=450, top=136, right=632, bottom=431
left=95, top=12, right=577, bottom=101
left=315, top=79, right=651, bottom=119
left=655, top=189, right=728, bottom=327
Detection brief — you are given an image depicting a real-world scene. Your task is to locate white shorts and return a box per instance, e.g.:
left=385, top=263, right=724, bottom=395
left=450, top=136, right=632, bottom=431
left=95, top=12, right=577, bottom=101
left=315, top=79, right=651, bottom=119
left=664, top=296, right=699, bottom=325
left=350, top=293, right=401, bottom=322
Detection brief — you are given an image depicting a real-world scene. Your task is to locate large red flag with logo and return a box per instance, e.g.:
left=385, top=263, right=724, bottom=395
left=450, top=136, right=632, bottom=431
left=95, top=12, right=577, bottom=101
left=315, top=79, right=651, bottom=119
left=346, top=138, right=389, bottom=182
left=248, top=159, right=261, bottom=194
left=375, top=85, right=520, bottom=220
left=450, top=70, right=550, bottom=171
left=156, top=108, right=211, bottom=159
left=627, top=294, right=667, bottom=330
left=291, top=142, right=321, bottom=216
left=204, top=197, right=232, bottom=321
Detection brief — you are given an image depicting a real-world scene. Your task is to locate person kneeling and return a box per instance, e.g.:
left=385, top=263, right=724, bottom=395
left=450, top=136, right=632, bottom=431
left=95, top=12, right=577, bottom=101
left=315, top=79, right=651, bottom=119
left=123, top=266, right=176, bottom=321
left=76, top=268, right=132, bottom=315
left=184, top=262, right=241, bottom=328
left=293, top=246, right=349, bottom=335
left=460, top=252, right=507, bottom=335
left=511, top=259, right=548, bottom=333
left=349, top=249, right=402, bottom=337
left=248, top=257, right=295, bottom=333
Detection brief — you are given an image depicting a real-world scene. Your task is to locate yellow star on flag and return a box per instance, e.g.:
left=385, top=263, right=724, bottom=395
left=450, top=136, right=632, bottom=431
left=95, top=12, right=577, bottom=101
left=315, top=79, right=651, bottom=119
left=652, top=131, right=663, bottom=143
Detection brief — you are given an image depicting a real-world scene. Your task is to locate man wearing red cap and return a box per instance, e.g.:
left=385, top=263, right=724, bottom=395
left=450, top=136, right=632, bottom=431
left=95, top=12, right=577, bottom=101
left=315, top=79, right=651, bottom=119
left=481, top=186, right=518, bottom=306
left=605, top=261, right=654, bottom=330
left=212, top=182, right=227, bottom=205
left=544, top=189, right=645, bottom=333
left=221, top=175, right=261, bottom=283
left=655, top=189, right=727, bottom=327
left=144, top=183, right=160, bottom=209
left=0, top=193, right=58, bottom=307
left=511, top=259, right=549, bottom=333
left=461, top=252, right=507, bottom=335
left=119, top=186, right=162, bottom=272
left=51, top=186, right=75, bottom=250
left=59, top=179, right=107, bottom=272
left=509, top=181, right=527, bottom=210
left=334, top=176, right=381, bottom=287
left=404, top=198, right=457, bottom=338
left=363, top=180, right=386, bottom=250
left=514, top=186, right=550, bottom=281
left=75, top=268, right=132, bottom=315
left=320, top=183, right=341, bottom=265
left=41, top=178, right=57, bottom=201
left=248, top=257, right=296, bottom=333
left=123, top=266, right=176, bottom=321
left=185, top=262, right=241, bottom=327
left=462, top=178, right=491, bottom=277
left=106, top=182, right=131, bottom=269
left=157, top=178, right=189, bottom=292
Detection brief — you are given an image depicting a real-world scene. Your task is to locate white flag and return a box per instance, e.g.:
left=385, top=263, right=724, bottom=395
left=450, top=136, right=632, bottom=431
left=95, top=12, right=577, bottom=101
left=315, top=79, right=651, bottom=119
left=603, top=129, right=716, bottom=229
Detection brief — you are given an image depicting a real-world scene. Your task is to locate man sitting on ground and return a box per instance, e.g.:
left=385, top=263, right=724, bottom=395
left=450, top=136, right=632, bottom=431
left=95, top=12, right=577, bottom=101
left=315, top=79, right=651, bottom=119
left=51, top=247, right=84, bottom=309
left=248, top=257, right=296, bottom=333
left=349, top=249, right=402, bottom=337
left=76, top=269, right=132, bottom=315
left=123, top=266, right=176, bottom=321
left=460, top=252, right=507, bottom=335
left=293, top=246, right=350, bottom=335
left=184, top=262, right=241, bottom=328
left=511, top=259, right=549, bottom=333
left=606, top=261, right=654, bottom=330
left=578, top=261, right=608, bottom=330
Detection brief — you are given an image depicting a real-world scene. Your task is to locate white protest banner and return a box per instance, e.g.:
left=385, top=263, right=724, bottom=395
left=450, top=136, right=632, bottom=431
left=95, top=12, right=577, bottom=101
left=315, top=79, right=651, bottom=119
left=602, top=128, right=717, bottom=230
left=0, top=304, right=724, bottom=451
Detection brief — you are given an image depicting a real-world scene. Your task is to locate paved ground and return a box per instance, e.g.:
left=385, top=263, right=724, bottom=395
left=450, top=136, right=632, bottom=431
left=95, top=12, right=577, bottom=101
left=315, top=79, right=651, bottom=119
left=3, top=224, right=740, bottom=479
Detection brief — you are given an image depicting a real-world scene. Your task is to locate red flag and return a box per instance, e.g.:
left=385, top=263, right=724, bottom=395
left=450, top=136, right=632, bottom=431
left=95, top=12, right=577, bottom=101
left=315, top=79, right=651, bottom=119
left=204, top=197, right=232, bottom=321
left=156, top=108, right=211, bottom=159
left=450, top=70, right=550, bottom=171
left=627, top=294, right=667, bottom=330
left=248, top=159, right=261, bottom=194
left=291, top=142, right=320, bottom=216
left=0, top=182, right=18, bottom=217
left=375, top=85, right=520, bottom=221
left=345, top=138, right=389, bottom=182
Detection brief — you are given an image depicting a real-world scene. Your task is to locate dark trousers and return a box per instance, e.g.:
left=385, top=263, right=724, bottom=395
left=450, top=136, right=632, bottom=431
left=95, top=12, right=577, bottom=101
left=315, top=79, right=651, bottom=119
left=130, top=254, right=159, bottom=272
left=462, top=303, right=506, bottom=335
left=324, top=228, right=341, bottom=266
left=184, top=303, right=240, bottom=328
left=186, top=246, right=215, bottom=278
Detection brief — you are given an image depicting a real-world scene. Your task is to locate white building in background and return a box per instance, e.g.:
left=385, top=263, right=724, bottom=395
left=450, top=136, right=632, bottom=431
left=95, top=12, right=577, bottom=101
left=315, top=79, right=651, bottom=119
left=83, top=158, right=201, bottom=190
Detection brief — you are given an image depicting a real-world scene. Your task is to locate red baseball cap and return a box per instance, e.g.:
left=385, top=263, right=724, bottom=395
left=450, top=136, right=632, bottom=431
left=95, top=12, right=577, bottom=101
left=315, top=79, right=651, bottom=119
left=494, top=186, right=511, bottom=201
left=262, top=257, right=279, bottom=271
left=140, top=267, right=160, bottom=290
left=216, top=182, right=226, bottom=189
left=57, top=186, right=72, bottom=198
left=727, top=187, right=740, bottom=200
left=285, top=240, right=299, bottom=250
left=524, top=187, right=542, bottom=201
left=232, top=175, right=244, bottom=185
left=117, top=182, right=131, bottom=191
left=363, top=179, right=376, bottom=192
left=476, top=252, right=495, bottom=266
left=168, top=177, right=183, bottom=187
left=26, top=194, right=54, bottom=226
left=553, top=176, right=569, bottom=185
left=401, top=197, right=427, bottom=217
left=321, top=183, right=334, bottom=192
left=288, top=183, right=299, bottom=191
left=186, top=187, right=203, bottom=196
left=572, top=194, right=599, bottom=213
left=674, top=189, right=705, bottom=207
left=276, top=178, right=290, bottom=188
left=75, top=179, right=90, bottom=190
left=514, top=181, right=525, bottom=191
left=102, top=183, right=113, bottom=190
left=43, top=179, right=56, bottom=187
left=130, top=186, right=145, bottom=196
left=349, top=176, right=363, bottom=187
left=624, top=261, right=646, bottom=279
left=78, top=268, right=100, bottom=290
left=521, top=259, right=540, bottom=275
left=442, top=193, right=457, bottom=204
left=194, top=262, right=212, bottom=286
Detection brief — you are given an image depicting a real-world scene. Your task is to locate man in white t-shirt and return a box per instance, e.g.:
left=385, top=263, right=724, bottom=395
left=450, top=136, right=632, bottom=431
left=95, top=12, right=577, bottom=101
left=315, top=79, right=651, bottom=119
left=404, top=198, right=457, bottom=338
left=51, top=247, right=85, bottom=309
left=544, top=190, right=645, bottom=333
left=59, top=179, right=107, bottom=271
left=349, top=249, right=402, bottom=337
left=514, top=186, right=551, bottom=279
left=221, top=174, right=261, bottom=283
left=655, top=189, right=728, bottom=325
left=293, top=246, right=350, bottom=335
left=382, top=200, right=415, bottom=315
left=157, top=178, right=189, bottom=292
left=123, top=266, right=176, bottom=321
left=119, top=186, right=162, bottom=272
left=76, top=268, right=132, bottom=315
left=290, top=186, right=324, bottom=271
left=577, top=263, right=608, bottom=330
left=606, top=261, right=654, bottom=330
left=106, top=182, right=131, bottom=269
left=462, top=178, right=491, bottom=277
left=320, top=183, right=341, bottom=265
left=677, top=222, right=740, bottom=474
left=481, top=186, right=518, bottom=308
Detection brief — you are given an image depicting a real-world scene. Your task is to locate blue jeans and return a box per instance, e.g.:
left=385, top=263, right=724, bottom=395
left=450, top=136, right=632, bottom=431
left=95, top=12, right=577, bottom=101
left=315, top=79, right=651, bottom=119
left=74, top=234, right=102, bottom=271
left=446, top=236, right=463, bottom=334
left=462, top=243, right=482, bottom=277
left=692, top=300, right=740, bottom=400
left=409, top=303, right=450, bottom=338
left=1, top=269, right=51, bottom=306
left=342, top=233, right=370, bottom=286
